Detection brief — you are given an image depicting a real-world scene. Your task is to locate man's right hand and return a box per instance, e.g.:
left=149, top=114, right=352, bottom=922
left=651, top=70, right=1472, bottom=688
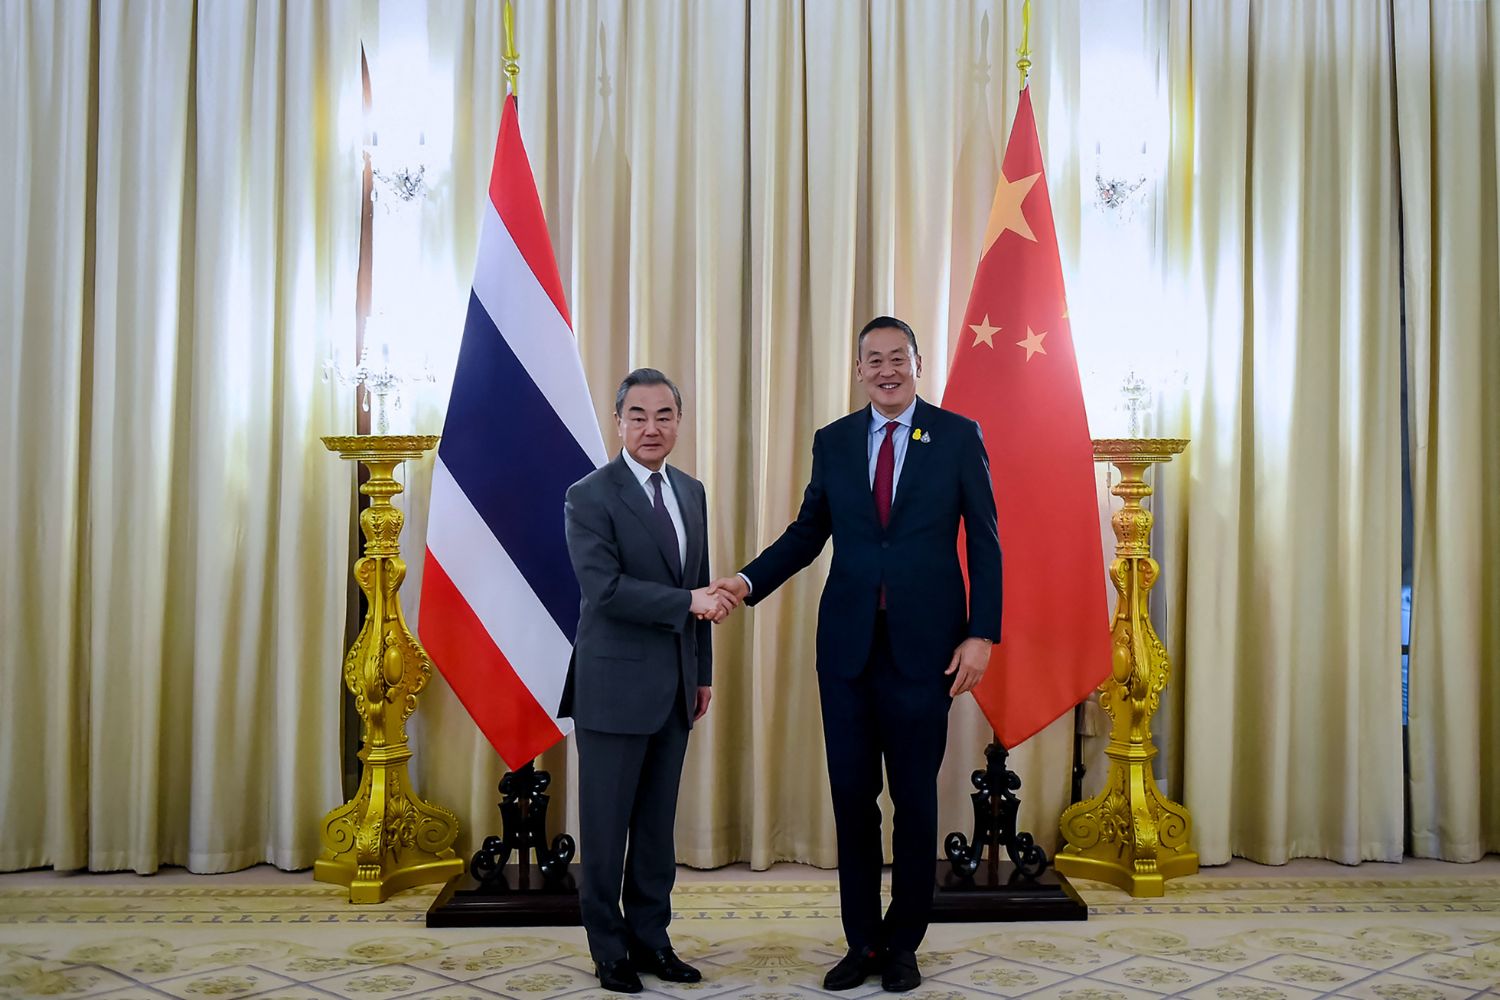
left=708, top=575, right=750, bottom=605
left=690, top=587, right=735, bottom=623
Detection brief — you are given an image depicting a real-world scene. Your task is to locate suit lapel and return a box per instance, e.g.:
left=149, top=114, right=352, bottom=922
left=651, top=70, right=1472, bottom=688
left=839, top=408, right=882, bottom=530
left=612, top=455, right=684, bottom=583
left=887, top=398, right=932, bottom=528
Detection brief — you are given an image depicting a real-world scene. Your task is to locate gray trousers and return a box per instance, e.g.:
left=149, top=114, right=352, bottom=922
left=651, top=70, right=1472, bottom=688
left=575, top=703, right=690, bottom=965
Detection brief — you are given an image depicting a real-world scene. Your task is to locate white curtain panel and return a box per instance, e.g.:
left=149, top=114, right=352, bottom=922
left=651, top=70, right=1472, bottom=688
left=1394, top=0, right=1500, bottom=863
left=1169, top=0, right=1405, bottom=865
left=1, top=0, right=362, bottom=873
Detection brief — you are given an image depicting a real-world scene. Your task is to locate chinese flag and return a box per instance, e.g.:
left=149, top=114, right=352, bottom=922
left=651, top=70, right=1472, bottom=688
left=943, top=87, right=1111, bottom=749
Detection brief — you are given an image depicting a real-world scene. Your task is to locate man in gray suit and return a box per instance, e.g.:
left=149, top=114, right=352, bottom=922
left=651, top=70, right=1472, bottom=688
left=560, top=368, right=732, bottom=995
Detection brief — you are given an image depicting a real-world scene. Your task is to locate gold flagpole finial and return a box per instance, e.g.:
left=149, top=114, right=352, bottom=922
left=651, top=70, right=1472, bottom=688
left=502, top=0, right=520, bottom=98
left=1016, top=0, right=1032, bottom=89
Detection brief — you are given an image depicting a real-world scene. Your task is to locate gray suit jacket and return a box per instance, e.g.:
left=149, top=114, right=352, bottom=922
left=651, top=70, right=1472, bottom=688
left=558, top=453, right=712, bottom=735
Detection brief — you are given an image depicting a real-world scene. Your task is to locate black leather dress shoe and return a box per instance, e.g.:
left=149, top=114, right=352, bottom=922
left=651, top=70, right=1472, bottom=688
left=882, top=949, right=921, bottom=993
left=823, top=946, right=885, bottom=990
left=627, top=945, right=702, bottom=983
left=594, top=958, right=642, bottom=994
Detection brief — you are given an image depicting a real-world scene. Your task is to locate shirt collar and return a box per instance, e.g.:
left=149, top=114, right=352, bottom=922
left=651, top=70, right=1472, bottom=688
left=869, top=397, right=918, bottom=434
left=621, top=448, right=671, bottom=488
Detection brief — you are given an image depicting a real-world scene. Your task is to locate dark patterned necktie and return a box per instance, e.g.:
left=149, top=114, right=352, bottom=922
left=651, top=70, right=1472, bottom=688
left=649, top=472, right=682, bottom=578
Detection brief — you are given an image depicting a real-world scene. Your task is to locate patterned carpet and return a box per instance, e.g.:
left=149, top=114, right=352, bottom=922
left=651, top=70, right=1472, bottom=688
left=2, top=865, right=1498, bottom=1000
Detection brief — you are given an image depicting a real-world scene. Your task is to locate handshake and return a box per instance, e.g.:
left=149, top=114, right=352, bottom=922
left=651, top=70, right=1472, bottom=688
left=689, top=575, right=751, bottom=623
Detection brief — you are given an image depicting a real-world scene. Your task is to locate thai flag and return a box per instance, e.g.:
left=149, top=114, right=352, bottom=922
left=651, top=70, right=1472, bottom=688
left=418, top=95, right=605, bottom=769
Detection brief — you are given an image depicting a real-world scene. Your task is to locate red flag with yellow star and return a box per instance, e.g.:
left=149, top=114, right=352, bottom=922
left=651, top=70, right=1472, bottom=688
left=943, top=87, right=1110, bottom=749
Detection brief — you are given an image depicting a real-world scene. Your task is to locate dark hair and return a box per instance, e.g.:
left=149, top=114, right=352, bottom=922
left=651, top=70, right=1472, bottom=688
left=856, top=315, right=920, bottom=358
left=614, top=368, right=683, bottom=416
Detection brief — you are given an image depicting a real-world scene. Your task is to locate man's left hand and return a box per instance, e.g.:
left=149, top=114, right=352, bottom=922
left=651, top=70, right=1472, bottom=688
left=945, top=638, right=993, bottom=697
left=693, top=685, right=713, bottom=721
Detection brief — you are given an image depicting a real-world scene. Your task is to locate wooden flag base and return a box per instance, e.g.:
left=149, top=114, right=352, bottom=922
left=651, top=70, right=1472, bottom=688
left=426, top=761, right=582, bottom=928
left=931, top=861, right=1088, bottom=922
left=930, top=739, right=1089, bottom=922
left=426, top=865, right=581, bottom=927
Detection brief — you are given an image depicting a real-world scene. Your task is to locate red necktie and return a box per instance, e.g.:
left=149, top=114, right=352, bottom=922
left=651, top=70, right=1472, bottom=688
left=873, top=420, right=898, bottom=527
left=874, top=420, right=897, bottom=608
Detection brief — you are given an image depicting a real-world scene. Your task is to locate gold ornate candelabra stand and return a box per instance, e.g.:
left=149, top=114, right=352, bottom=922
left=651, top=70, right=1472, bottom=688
left=1055, top=438, right=1198, bottom=897
left=314, top=435, right=464, bottom=903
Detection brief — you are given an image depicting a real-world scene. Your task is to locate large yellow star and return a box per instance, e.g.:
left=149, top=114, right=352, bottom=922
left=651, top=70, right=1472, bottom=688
left=970, top=315, right=1001, bottom=348
left=982, top=170, right=1042, bottom=252
left=1016, top=326, right=1047, bottom=361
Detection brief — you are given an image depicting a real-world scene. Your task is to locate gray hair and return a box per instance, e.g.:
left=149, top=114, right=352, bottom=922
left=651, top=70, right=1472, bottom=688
left=614, top=368, right=683, bottom=416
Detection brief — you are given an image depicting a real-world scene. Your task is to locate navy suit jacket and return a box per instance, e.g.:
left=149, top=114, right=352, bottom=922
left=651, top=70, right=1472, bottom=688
left=741, top=398, right=1002, bottom=679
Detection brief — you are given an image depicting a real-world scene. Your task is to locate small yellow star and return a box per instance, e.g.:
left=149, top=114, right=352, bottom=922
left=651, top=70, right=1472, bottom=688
left=1016, top=327, right=1048, bottom=361
left=982, top=170, right=1042, bottom=252
left=970, top=315, right=1001, bottom=348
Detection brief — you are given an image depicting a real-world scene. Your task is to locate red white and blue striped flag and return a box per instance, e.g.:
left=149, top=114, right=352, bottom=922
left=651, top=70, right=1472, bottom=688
left=419, top=95, right=606, bottom=769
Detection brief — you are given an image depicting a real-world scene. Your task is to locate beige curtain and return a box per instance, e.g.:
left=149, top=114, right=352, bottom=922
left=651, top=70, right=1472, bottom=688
left=1167, top=0, right=1406, bottom=865
left=11, top=0, right=1492, bottom=878
left=396, top=0, right=1085, bottom=869
left=0, top=0, right=361, bottom=872
left=0, top=0, right=95, bottom=872
left=1394, top=0, right=1500, bottom=862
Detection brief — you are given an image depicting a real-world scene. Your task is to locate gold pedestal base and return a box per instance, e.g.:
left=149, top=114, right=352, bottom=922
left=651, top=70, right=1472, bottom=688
left=1054, top=847, right=1198, bottom=897
left=316, top=435, right=464, bottom=904
left=311, top=740, right=466, bottom=903
left=315, top=855, right=465, bottom=905
left=1057, top=438, right=1197, bottom=898
left=1054, top=747, right=1199, bottom=896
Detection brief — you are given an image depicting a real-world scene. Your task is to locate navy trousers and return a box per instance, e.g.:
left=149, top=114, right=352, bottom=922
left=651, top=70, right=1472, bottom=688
left=817, top=612, right=952, bottom=952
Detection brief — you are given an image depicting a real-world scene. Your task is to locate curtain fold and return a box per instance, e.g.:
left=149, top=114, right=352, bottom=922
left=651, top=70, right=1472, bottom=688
left=0, top=0, right=95, bottom=873
left=6, top=0, right=1493, bottom=876
left=1169, top=0, right=1405, bottom=865
left=1394, top=0, right=1500, bottom=863
left=2, top=0, right=360, bottom=873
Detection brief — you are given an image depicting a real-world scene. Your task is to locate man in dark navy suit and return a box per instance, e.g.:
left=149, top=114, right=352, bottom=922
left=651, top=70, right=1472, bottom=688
left=712, top=316, right=1002, bottom=993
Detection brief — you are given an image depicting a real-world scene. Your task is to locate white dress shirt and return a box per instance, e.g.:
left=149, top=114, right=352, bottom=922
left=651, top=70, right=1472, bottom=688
left=621, top=448, right=687, bottom=567
left=741, top=398, right=919, bottom=595
left=867, top=398, right=917, bottom=498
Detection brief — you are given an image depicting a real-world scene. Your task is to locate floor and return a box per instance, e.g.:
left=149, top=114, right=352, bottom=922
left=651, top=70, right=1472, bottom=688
left=1, top=858, right=1497, bottom=999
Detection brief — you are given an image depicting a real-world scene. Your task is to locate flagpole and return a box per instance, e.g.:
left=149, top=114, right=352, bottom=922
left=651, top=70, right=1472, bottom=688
left=424, top=0, right=587, bottom=928
left=502, top=0, right=520, bottom=98
left=930, top=0, right=1098, bottom=929
left=1016, top=0, right=1032, bottom=89
left=962, top=0, right=1043, bottom=877
left=996, top=0, right=1033, bottom=819
left=495, top=0, right=543, bottom=893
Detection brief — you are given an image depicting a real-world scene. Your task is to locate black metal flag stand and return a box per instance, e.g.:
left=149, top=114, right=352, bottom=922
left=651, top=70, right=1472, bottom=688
left=930, top=740, right=1088, bottom=921
left=426, top=761, right=583, bottom=927
left=426, top=743, right=1086, bottom=925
